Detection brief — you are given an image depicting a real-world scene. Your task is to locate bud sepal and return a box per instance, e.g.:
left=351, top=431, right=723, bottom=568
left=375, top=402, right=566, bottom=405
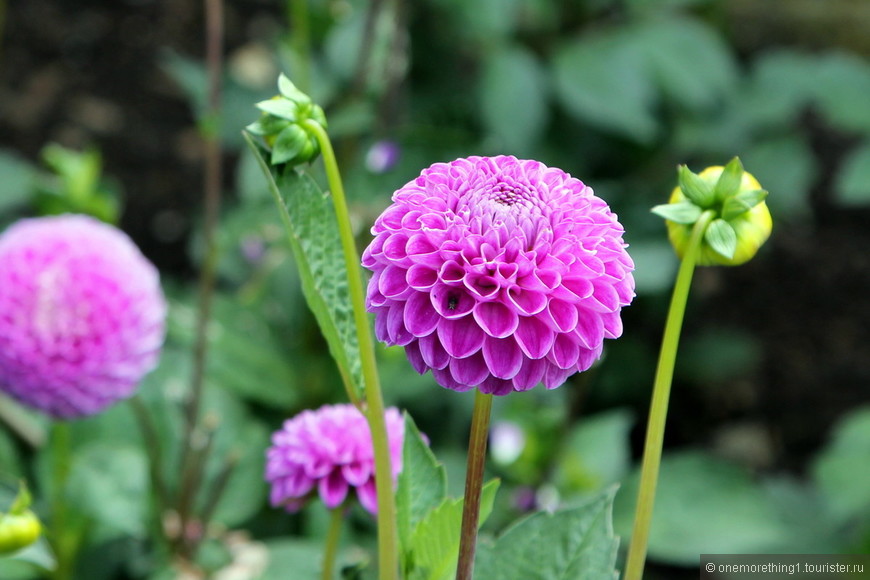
left=245, top=74, right=327, bottom=168
left=656, top=158, right=772, bottom=266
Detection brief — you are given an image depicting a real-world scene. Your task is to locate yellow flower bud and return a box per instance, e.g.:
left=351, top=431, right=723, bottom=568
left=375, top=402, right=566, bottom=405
left=665, top=165, right=772, bottom=266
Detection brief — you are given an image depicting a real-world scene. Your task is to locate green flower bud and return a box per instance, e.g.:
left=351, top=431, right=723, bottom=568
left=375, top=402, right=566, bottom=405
left=0, top=483, right=41, bottom=555
left=653, top=159, right=772, bottom=266
left=245, top=74, right=326, bottom=167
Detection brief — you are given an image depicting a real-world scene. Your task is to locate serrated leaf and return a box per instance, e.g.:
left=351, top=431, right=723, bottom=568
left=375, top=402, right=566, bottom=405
left=397, top=414, right=447, bottom=553
left=408, top=480, right=500, bottom=580
left=714, top=157, right=744, bottom=202
left=721, top=189, right=768, bottom=221
left=651, top=201, right=702, bottom=224
left=678, top=165, right=715, bottom=207
left=704, top=219, right=737, bottom=259
left=474, top=487, right=619, bottom=580
left=256, top=98, right=299, bottom=121
left=244, top=133, right=362, bottom=398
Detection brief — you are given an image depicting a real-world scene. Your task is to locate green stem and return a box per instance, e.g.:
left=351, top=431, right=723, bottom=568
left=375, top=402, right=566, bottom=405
left=48, top=423, right=75, bottom=580
left=322, top=507, right=344, bottom=580
left=623, top=210, right=714, bottom=580
left=455, top=390, right=494, bottom=580
left=302, top=119, right=399, bottom=580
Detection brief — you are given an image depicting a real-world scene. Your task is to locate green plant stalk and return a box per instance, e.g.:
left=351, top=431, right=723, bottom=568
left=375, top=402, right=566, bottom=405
left=302, top=119, right=399, bottom=580
left=455, top=390, right=494, bottom=580
left=48, top=423, right=74, bottom=580
left=623, top=210, right=714, bottom=580
left=322, top=507, right=344, bottom=580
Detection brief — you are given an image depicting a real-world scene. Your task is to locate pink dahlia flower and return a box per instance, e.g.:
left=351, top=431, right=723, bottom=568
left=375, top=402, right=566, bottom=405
left=0, top=214, right=166, bottom=418
left=265, top=404, right=405, bottom=514
left=362, top=156, right=635, bottom=395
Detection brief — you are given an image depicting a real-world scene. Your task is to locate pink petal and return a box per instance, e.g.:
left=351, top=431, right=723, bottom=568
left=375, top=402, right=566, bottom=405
left=432, top=367, right=476, bottom=392
left=387, top=304, right=414, bottom=346
left=404, top=292, right=440, bottom=337
left=419, top=334, right=451, bottom=370
left=512, top=357, right=547, bottom=391
left=574, top=311, right=604, bottom=350
left=404, top=341, right=428, bottom=374
left=545, top=299, right=579, bottom=333
left=473, top=301, right=519, bottom=339
left=357, top=479, right=378, bottom=514
left=506, top=287, right=547, bottom=316
left=543, top=365, right=572, bottom=389
left=378, top=265, right=411, bottom=299
left=549, top=333, right=580, bottom=369
left=406, top=264, right=438, bottom=290
left=478, top=376, right=514, bottom=396
left=318, top=470, right=350, bottom=508
left=437, top=316, right=485, bottom=358
left=448, top=352, right=490, bottom=386
left=514, top=316, right=556, bottom=359
left=341, top=462, right=371, bottom=486
left=482, top=336, right=523, bottom=380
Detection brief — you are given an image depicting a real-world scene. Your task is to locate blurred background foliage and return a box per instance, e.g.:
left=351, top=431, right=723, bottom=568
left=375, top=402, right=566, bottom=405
left=1, top=0, right=869, bottom=578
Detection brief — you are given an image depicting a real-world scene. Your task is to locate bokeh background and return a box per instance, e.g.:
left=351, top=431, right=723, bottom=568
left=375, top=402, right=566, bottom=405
left=1, top=0, right=869, bottom=578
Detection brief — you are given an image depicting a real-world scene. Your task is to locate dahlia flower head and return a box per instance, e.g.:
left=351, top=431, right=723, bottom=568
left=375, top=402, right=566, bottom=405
left=0, top=214, right=166, bottom=419
left=265, top=404, right=405, bottom=514
left=362, top=156, right=635, bottom=395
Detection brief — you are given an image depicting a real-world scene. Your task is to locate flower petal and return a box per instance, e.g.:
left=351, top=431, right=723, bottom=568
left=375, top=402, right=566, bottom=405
left=473, top=301, right=519, bottom=339
left=506, top=287, right=547, bottom=316
left=404, top=291, right=440, bottom=337
left=514, top=316, right=556, bottom=359
left=482, top=336, right=523, bottom=380
left=448, top=352, right=490, bottom=386
left=437, top=316, right=485, bottom=358
left=545, top=299, right=579, bottom=333
left=512, top=357, right=547, bottom=391
left=318, top=470, right=349, bottom=508
left=549, top=333, right=580, bottom=370
left=418, top=333, right=450, bottom=370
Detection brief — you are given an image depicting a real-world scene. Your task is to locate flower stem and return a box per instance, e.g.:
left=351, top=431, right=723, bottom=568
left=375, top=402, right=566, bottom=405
left=622, top=210, right=714, bottom=580
left=302, top=119, right=398, bottom=580
left=322, top=507, right=344, bottom=580
left=456, top=390, right=494, bottom=580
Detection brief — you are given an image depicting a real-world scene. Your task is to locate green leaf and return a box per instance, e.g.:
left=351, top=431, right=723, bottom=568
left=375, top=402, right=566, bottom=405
left=474, top=487, right=619, bottom=580
left=704, top=218, right=737, bottom=259
left=480, top=45, right=548, bottom=154
left=678, top=165, right=715, bottom=208
left=721, top=189, right=768, bottom=221
left=634, top=17, right=737, bottom=112
left=613, top=452, right=794, bottom=564
left=397, top=414, right=447, bottom=553
left=244, top=133, right=363, bottom=398
left=552, top=31, right=657, bottom=143
left=713, top=157, right=744, bottom=203
left=836, top=141, right=870, bottom=206
left=812, top=406, right=870, bottom=524
left=554, top=410, right=633, bottom=496
left=65, top=443, right=149, bottom=541
left=408, top=480, right=500, bottom=580
left=650, top=201, right=702, bottom=224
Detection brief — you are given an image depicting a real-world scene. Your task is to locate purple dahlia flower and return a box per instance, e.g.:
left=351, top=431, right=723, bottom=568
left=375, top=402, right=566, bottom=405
left=0, top=214, right=166, bottom=419
left=265, top=404, right=405, bottom=514
left=362, top=156, right=635, bottom=395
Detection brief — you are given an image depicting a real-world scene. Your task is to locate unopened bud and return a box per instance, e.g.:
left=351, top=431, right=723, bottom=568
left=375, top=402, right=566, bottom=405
left=653, top=158, right=772, bottom=266
left=245, top=74, right=326, bottom=167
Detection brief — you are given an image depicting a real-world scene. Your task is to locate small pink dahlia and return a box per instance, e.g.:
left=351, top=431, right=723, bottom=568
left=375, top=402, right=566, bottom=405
left=0, top=214, right=166, bottom=418
left=265, top=404, right=405, bottom=514
left=362, top=156, right=635, bottom=395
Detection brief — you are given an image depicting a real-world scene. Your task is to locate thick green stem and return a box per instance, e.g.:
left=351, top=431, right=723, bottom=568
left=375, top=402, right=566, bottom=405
left=302, top=119, right=399, bottom=580
left=48, top=423, right=75, bottom=580
left=322, top=507, right=344, bottom=580
left=623, top=210, right=714, bottom=580
left=456, top=390, right=494, bottom=580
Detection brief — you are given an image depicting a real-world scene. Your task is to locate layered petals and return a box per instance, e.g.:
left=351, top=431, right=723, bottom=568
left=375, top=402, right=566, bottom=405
left=363, top=156, right=635, bottom=395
